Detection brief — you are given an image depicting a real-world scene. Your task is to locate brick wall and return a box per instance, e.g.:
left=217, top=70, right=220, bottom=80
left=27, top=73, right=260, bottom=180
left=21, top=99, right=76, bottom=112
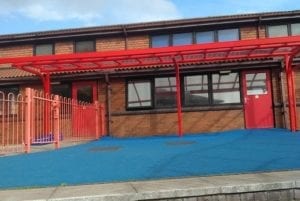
left=55, top=42, right=74, bottom=54
left=240, top=26, right=258, bottom=40
left=96, top=37, right=125, bottom=51
left=111, top=110, right=244, bottom=137
left=127, top=35, right=149, bottom=49
left=0, top=45, right=33, bottom=58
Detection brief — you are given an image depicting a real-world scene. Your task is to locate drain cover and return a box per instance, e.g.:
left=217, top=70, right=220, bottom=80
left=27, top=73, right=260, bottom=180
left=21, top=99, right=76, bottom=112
left=166, top=140, right=196, bottom=146
left=89, top=146, right=121, bottom=152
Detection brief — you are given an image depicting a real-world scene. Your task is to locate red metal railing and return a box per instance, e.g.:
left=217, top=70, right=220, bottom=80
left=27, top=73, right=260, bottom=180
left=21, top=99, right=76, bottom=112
left=0, top=88, right=105, bottom=155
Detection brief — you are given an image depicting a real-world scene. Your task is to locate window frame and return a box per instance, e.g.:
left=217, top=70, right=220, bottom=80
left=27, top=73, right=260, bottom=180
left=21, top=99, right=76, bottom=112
left=74, top=40, right=96, bottom=53
left=34, top=43, right=55, bottom=56
left=267, top=23, right=300, bottom=37
left=126, top=78, right=154, bottom=110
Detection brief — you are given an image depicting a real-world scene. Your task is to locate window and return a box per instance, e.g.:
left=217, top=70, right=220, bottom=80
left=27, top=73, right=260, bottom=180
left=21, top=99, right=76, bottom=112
left=246, top=73, right=267, bottom=95
left=268, top=25, right=288, bottom=37
left=196, top=31, right=214, bottom=44
left=291, top=23, right=300, bottom=36
left=212, top=73, right=240, bottom=104
left=127, top=80, right=152, bottom=109
left=151, top=35, right=170, bottom=48
left=51, top=84, right=71, bottom=98
left=75, top=40, right=95, bottom=53
left=35, top=44, right=53, bottom=56
left=173, top=33, right=193, bottom=46
left=155, top=77, right=177, bottom=108
left=184, top=75, right=209, bottom=106
left=0, top=86, right=19, bottom=115
left=218, top=29, right=239, bottom=42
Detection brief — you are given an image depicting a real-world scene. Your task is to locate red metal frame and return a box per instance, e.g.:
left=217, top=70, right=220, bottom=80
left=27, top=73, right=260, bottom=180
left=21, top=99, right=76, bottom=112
left=1, top=36, right=300, bottom=135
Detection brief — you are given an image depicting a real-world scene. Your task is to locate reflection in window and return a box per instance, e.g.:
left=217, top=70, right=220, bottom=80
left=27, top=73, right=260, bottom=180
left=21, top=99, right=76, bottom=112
left=212, top=73, right=240, bottom=104
left=35, top=44, right=53, bottom=55
left=155, top=77, right=176, bottom=108
left=218, top=29, right=239, bottom=42
left=151, top=35, right=169, bottom=48
left=173, top=33, right=193, bottom=46
left=75, top=41, right=95, bottom=53
left=77, top=86, right=93, bottom=103
left=0, top=86, right=19, bottom=115
left=184, top=75, right=209, bottom=106
left=51, top=84, right=71, bottom=98
left=268, top=25, right=288, bottom=37
left=291, top=23, right=300, bottom=36
left=196, top=31, right=214, bottom=44
left=246, top=73, right=267, bottom=95
left=127, top=80, right=152, bottom=108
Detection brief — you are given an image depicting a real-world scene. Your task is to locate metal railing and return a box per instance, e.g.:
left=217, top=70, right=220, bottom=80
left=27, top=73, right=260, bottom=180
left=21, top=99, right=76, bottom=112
left=0, top=88, right=105, bottom=155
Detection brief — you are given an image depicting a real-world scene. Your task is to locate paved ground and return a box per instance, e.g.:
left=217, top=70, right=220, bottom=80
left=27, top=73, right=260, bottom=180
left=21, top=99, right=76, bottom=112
left=1, top=170, right=300, bottom=201
left=0, top=129, right=300, bottom=189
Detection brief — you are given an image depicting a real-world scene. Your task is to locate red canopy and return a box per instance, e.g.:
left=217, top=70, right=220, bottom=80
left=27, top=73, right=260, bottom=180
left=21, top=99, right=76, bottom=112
left=0, top=36, right=299, bottom=134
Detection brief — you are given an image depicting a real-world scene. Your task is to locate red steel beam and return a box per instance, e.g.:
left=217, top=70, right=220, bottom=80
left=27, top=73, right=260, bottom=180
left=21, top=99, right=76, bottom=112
left=285, top=55, right=297, bottom=132
left=173, top=58, right=183, bottom=137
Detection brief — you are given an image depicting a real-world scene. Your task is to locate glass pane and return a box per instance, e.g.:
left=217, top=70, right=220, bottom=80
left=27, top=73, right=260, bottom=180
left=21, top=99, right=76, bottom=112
left=291, top=23, right=300, bottom=36
left=75, top=41, right=95, bottom=53
left=218, top=29, right=239, bottom=42
left=128, top=81, right=151, bottom=108
left=246, top=73, right=267, bottom=95
left=151, top=35, right=169, bottom=48
left=77, top=85, right=92, bottom=103
left=196, top=31, right=214, bottom=44
left=173, top=33, right=193, bottom=46
left=184, top=75, right=209, bottom=106
left=155, top=77, right=176, bottom=108
left=268, top=25, right=288, bottom=37
left=212, top=73, right=240, bottom=104
left=35, top=44, right=53, bottom=55
left=51, top=84, right=71, bottom=98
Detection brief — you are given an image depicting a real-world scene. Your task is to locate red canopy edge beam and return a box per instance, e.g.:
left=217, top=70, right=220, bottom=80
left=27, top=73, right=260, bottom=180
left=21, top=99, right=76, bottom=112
left=1, top=36, right=300, bottom=68
left=173, top=58, right=183, bottom=137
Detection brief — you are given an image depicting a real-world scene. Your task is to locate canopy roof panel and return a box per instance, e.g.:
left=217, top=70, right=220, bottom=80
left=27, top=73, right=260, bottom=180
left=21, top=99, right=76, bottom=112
left=0, top=36, right=300, bottom=75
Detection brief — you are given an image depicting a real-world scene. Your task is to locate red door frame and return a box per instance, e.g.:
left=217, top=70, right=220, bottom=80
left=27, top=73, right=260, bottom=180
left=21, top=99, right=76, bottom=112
left=72, top=81, right=97, bottom=103
left=242, top=69, right=274, bottom=129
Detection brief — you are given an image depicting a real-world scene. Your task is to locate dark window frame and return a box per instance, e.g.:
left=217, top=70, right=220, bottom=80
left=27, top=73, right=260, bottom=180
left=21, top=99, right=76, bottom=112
left=125, top=78, right=154, bottom=110
left=74, top=40, right=96, bottom=53
left=267, top=23, right=300, bottom=37
left=150, top=28, right=240, bottom=48
left=125, top=71, right=243, bottom=111
left=34, top=43, right=55, bottom=56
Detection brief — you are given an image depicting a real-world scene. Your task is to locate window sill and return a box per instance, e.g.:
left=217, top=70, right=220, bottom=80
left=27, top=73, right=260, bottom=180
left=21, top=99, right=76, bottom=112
left=112, top=104, right=243, bottom=116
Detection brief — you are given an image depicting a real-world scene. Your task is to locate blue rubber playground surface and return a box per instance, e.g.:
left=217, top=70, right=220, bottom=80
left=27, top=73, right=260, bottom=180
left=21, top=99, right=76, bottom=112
left=1, top=129, right=300, bottom=189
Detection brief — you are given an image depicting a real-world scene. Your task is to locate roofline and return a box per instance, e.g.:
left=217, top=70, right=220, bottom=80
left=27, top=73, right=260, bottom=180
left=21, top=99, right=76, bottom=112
left=1, top=10, right=300, bottom=45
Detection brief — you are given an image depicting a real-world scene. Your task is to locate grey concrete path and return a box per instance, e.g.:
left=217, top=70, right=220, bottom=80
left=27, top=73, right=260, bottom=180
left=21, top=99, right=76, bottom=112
left=1, top=170, right=300, bottom=201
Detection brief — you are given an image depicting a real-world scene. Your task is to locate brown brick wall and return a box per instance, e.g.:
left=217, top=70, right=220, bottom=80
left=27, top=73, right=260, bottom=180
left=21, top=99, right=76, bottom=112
left=258, top=25, right=267, bottom=38
left=111, top=110, right=244, bottom=137
left=0, top=45, right=33, bottom=58
left=110, top=78, right=126, bottom=112
left=127, top=35, right=149, bottom=49
left=96, top=37, right=125, bottom=51
left=240, top=26, right=258, bottom=40
left=55, top=42, right=74, bottom=54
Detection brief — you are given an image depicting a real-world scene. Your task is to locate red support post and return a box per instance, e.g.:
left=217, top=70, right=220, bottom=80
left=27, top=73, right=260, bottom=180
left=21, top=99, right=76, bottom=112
left=285, top=55, right=297, bottom=132
left=42, top=73, right=51, bottom=135
left=94, top=101, right=100, bottom=139
left=53, top=95, right=60, bottom=149
left=24, top=88, right=32, bottom=153
left=173, top=58, right=183, bottom=137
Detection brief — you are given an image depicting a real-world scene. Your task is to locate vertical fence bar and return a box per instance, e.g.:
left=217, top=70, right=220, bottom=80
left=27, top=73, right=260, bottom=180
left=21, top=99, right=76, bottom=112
left=95, top=101, right=100, bottom=139
left=53, top=95, right=60, bottom=149
left=24, top=88, right=32, bottom=153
